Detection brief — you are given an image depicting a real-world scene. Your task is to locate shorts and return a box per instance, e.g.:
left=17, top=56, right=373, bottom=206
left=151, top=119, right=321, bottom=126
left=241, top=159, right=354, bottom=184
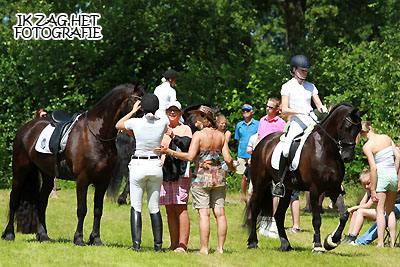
left=160, top=176, right=191, bottom=205
left=191, top=186, right=226, bottom=209
left=236, top=158, right=249, bottom=175
left=376, top=170, right=398, bottom=192
left=290, top=190, right=299, bottom=202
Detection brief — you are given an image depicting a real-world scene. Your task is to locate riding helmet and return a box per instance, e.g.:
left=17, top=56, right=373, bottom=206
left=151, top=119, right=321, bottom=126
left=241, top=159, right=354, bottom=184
left=164, top=69, right=179, bottom=80
left=141, top=93, right=159, bottom=114
left=290, top=55, right=312, bottom=74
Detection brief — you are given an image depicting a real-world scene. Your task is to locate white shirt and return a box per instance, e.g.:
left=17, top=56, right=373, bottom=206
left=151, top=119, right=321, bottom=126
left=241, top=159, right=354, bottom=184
left=124, top=116, right=169, bottom=156
left=247, top=133, right=258, bottom=152
left=281, top=78, right=318, bottom=125
left=154, top=82, right=177, bottom=118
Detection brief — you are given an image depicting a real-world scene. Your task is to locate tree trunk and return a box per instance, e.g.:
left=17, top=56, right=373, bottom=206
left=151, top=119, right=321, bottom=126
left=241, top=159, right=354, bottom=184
left=285, top=0, right=306, bottom=51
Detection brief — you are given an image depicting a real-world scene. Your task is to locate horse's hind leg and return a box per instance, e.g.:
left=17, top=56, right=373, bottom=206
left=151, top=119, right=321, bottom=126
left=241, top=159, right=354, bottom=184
left=36, top=174, right=55, bottom=242
left=247, top=196, right=261, bottom=249
left=88, top=183, right=108, bottom=246
left=2, top=158, right=36, bottom=241
left=324, top=193, right=349, bottom=250
left=74, top=177, right=89, bottom=246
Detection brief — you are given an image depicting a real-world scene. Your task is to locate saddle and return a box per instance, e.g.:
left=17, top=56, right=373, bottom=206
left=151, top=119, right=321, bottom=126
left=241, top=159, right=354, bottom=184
left=48, top=109, right=81, bottom=177
left=49, top=109, right=81, bottom=154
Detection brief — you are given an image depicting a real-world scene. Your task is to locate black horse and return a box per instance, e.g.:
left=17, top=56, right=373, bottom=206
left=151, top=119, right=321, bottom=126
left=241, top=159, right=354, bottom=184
left=2, top=84, right=143, bottom=245
left=246, top=102, right=367, bottom=252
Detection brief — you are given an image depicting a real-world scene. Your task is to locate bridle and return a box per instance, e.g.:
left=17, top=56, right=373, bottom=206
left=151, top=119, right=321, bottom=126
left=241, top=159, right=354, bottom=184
left=310, top=109, right=360, bottom=156
left=85, top=88, right=142, bottom=142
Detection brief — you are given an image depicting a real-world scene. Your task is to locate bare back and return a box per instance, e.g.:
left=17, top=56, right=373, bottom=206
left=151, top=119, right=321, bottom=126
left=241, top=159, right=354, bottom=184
left=197, top=128, right=226, bottom=150
left=365, top=134, right=393, bottom=155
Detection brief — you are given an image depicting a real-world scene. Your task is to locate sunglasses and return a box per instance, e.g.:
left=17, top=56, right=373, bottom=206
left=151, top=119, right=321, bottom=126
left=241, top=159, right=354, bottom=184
left=40, top=113, right=47, bottom=117
left=266, top=105, right=276, bottom=109
left=242, top=109, right=252, bottom=113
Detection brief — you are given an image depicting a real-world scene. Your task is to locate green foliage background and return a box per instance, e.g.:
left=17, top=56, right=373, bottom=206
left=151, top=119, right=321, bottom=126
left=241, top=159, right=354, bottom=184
left=1, top=0, right=400, bottom=188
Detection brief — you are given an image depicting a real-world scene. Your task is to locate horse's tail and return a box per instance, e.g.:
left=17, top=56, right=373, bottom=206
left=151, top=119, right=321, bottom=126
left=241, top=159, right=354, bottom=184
left=107, top=132, right=133, bottom=201
left=15, top=169, right=40, bottom=234
left=243, top=137, right=275, bottom=230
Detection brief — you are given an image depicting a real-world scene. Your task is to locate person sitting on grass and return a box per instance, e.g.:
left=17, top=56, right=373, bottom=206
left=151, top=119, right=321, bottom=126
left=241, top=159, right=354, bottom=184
left=342, top=168, right=375, bottom=244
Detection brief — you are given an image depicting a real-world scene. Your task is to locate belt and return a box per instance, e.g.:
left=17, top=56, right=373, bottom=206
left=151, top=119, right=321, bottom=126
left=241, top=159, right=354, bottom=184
left=132, top=155, right=160, bottom=160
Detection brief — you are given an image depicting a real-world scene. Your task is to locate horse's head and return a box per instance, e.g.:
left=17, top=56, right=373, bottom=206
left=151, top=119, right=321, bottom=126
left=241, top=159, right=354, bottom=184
left=322, top=103, right=367, bottom=163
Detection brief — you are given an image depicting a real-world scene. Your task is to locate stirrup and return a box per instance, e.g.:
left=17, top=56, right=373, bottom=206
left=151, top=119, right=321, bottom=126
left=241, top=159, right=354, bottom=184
left=272, top=182, right=285, bottom=198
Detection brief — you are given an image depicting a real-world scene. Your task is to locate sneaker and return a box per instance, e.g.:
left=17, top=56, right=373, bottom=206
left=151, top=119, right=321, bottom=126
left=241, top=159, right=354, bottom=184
left=349, top=241, right=359, bottom=246
left=272, top=183, right=285, bottom=197
left=341, top=234, right=351, bottom=243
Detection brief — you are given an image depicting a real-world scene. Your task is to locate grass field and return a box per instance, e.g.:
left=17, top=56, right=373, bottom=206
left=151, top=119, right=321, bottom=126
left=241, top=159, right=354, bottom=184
left=1, top=187, right=400, bottom=267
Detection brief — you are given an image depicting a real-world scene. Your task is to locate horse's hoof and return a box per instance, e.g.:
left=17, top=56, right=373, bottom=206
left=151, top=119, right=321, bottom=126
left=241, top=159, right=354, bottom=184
left=36, top=233, right=51, bottom=243
left=117, top=197, right=127, bottom=205
left=89, top=235, right=104, bottom=246
left=1, top=232, right=15, bottom=241
left=324, top=234, right=339, bottom=251
left=247, top=242, right=258, bottom=249
left=279, top=245, right=293, bottom=252
left=74, top=235, right=86, bottom=246
left=312, top=247, right=326, bottom=254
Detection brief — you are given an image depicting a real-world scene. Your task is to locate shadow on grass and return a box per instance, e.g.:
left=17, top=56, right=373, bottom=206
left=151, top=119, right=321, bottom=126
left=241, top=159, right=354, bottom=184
left=301, top=209, right=340, bottom=219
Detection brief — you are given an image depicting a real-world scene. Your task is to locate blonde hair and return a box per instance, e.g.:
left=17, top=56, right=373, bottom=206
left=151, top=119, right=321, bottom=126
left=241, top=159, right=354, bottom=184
left=356, top=121, right=372, bottom=145
left=216, top=114, right=227, bottom=125
left=359, top=168, right=370, bottom=180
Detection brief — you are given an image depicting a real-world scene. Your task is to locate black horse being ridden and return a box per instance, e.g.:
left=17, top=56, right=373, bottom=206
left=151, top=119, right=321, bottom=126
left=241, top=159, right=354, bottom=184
left=246, top=102, right=367, bottom=252
left=2, top=84, right=144, bottom=245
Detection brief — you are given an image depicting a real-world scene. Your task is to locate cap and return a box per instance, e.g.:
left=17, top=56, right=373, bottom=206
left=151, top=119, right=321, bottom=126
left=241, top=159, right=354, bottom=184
left=242, top=104, right=253, bottom=111
left=166, top=100, right=182, bottom=110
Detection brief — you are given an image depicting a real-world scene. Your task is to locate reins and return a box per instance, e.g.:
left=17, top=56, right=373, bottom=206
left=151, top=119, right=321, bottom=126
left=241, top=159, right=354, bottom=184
left=307, top=108, right=360, bottom=155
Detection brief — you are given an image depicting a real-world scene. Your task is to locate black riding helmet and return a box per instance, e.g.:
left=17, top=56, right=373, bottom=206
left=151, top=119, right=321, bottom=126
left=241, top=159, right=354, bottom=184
left=141, top=93, right=159, bottom=114
left=290, top=55, right=312, bottom=75
left=164, top=69, right=179, bottom=80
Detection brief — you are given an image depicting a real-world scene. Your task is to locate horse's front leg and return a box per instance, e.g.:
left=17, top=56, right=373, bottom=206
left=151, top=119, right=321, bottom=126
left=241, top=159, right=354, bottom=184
left=117, top=177, right=130, bottom=205
left=274, top=190, right=292, bottom=252
left=324, top=193, right=349, bottom=250
left=74, top=178, right=89, bottom=246
left=36, top=176, right=54, bottom=242
left=310, top=191, right=324, bottom=253
left=89, top=183, right=108, bottom=246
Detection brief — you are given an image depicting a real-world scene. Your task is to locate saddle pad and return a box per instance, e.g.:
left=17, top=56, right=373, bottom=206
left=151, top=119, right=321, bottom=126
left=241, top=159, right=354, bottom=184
left=35, top=124, right=55, bottom=154
left=271, top=123, right=316, bottom=171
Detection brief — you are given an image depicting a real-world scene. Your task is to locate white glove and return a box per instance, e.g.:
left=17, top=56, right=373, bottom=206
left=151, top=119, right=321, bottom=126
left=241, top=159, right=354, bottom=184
left=320, top=105, right=328, bottom=113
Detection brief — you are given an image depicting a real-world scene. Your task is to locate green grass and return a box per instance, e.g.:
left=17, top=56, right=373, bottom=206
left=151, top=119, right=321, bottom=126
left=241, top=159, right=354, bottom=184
left=1, top=188, right=400, bottom=267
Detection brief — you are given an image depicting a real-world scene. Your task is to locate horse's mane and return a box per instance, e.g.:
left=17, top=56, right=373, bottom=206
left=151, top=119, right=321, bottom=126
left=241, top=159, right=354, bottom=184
left=92, top=83, right=144, bottom=109
left=320, top=102, right=355, bottom=125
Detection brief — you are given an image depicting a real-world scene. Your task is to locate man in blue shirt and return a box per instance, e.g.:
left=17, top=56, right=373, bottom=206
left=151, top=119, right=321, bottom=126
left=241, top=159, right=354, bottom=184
left=234, top=104, right=259, bottom=202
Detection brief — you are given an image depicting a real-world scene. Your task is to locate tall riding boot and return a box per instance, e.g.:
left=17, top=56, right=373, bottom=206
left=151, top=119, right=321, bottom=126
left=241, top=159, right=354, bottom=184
left=272, top=154, right=289, bottom=197
left=130, top=207, right=142, bottom=251
left=150, top=211, right=163, bottom=252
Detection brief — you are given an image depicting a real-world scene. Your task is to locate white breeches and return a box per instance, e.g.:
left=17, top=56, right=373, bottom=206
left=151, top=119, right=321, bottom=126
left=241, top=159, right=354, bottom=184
left=129, top=158, right=163, bottom=213
left=282, top=116, right=312, bottom=157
